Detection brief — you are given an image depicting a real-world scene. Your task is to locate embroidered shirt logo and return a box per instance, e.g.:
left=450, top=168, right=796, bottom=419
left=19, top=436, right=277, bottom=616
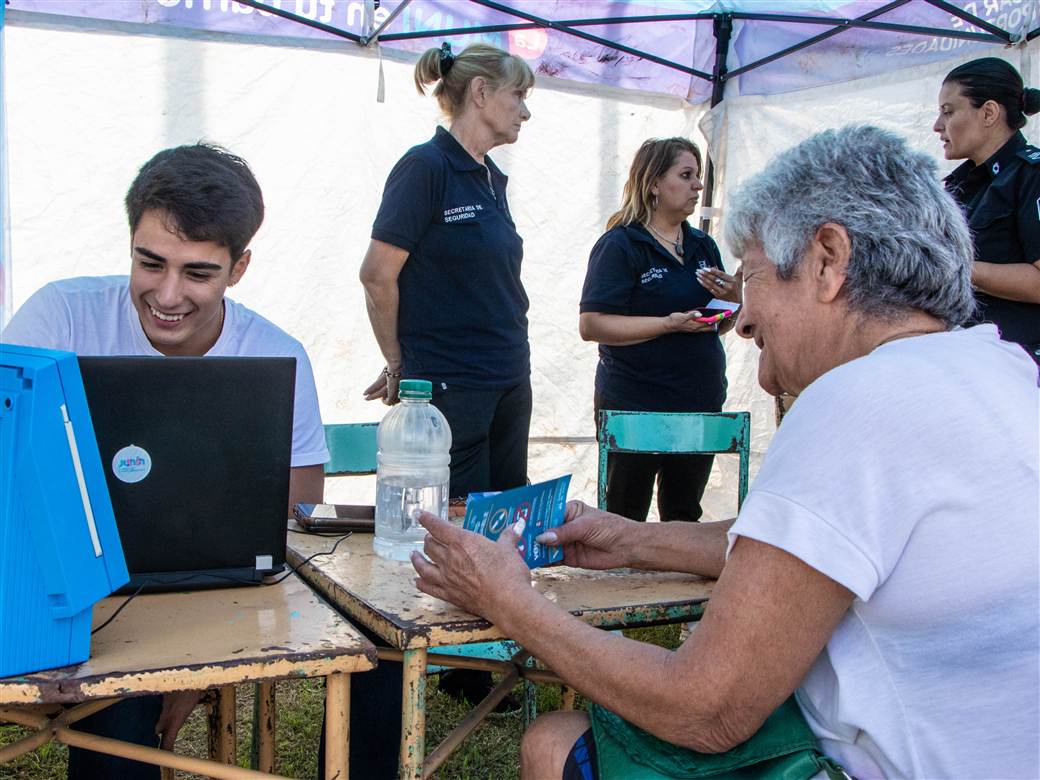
left=443, top=204, right=484, bottom=223
left=640, top=267, right=667, bottom=284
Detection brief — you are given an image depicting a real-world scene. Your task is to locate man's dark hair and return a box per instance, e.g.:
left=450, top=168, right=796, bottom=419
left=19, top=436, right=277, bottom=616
left=124, top=143, right=264, bottom=263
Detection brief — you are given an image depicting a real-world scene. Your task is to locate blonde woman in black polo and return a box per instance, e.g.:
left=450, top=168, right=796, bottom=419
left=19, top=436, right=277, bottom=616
left=357, top=41, right=534, bottom=718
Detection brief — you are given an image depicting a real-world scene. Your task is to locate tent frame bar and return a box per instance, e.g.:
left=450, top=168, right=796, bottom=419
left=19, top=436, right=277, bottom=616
left=375, top=23, right=547, bottom=43
left=730, top=12, right=1004, bottom=42
left=234, top=0, right=361, bottom=42
left=368, top=0, right=413, bottom=42
left=923, top=0, right=1015, bottom=42
left=725, top=0, right=913, bottom=81
left=233, top=0, right=1039, bottom=99
left=373, top=13, right=1001, bottom=47
left=464, top=0, right=712, bottom=80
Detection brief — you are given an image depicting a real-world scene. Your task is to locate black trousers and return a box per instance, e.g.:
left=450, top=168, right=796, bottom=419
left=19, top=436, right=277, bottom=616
left=432, top=380, right=533, bottom=701
left=595, top=395, right=714, bottom=523
left=431, top=379, right=533, bottom=497
left=66, top=695, right=163, bottom=780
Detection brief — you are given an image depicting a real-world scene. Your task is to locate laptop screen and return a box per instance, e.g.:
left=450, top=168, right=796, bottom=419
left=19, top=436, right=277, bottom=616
left=78, top=356, right=295, bottom=590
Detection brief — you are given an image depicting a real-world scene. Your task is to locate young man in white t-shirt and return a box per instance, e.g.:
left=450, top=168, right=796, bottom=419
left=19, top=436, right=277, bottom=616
left=3, top=143, right=331, bottom=779
left=404, top=126, right=1039, bottom=780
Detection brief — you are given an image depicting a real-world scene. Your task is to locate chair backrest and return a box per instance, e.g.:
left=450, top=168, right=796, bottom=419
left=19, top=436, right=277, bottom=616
left=596, top=410, right=751, bottom=512
left=323, top=423, right=378, bottom=476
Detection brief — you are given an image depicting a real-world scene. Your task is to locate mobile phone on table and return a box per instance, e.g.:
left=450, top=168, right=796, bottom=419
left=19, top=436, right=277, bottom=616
left=293, top=503, right=375, bottom=532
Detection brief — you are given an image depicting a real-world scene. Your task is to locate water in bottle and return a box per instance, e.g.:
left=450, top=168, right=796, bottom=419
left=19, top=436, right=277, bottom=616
left=373, top=379, right=451, bottom=561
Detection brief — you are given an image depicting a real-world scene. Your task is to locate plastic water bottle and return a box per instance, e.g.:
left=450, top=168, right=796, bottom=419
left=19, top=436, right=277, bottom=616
left=373, top=379, right=451, bottom=562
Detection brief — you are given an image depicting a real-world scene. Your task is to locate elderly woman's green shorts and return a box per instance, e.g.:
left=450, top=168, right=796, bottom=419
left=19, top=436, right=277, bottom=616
left=587, top=698, right=849, bottom=780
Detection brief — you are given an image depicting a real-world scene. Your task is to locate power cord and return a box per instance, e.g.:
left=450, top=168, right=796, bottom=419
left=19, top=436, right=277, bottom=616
left=266, top=531, right=352, bottom=585
left=91, top=531, right=353, bottom=636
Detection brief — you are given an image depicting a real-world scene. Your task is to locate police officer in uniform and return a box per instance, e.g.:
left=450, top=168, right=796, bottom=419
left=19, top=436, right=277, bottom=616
left=936, top=57, right=1040, bottom=365
left=580, top=138, right=740, bottom=523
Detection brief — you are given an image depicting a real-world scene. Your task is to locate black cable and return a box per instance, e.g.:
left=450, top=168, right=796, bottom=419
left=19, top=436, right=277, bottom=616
left=288, top=527, right=352, bottom=538
left=91, top=532, right=354, bottom=635
left=91, top=579, right=150, bottom=635
left=268, top=532, right=352, bottom=585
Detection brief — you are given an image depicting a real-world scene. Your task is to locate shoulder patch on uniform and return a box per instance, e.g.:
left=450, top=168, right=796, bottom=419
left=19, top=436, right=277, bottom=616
left=1017, top=145, right=1040, bottom=165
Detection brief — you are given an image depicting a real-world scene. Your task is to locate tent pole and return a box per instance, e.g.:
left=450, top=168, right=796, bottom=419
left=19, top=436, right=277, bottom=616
left=364, top=0, right=412, bottom=46
left=922, top=0, right=1014, bottom=43
left=699, top=14, right=732, bottom=237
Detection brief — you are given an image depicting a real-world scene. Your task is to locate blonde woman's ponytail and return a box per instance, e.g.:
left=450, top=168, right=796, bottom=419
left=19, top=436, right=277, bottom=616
left=413, top=42, right=534, bottom=119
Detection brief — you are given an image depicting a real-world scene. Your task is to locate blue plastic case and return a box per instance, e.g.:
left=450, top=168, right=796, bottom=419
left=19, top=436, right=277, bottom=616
left=0, top=344, right=128, bottom=677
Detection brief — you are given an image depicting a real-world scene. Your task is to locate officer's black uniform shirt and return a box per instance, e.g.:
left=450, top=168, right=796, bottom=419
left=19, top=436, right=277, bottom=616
left=945, top=130, right=1040, bottom=348
left=580, top=222, right=727, bottom=412
left=372, top=127, right=529, bottom=389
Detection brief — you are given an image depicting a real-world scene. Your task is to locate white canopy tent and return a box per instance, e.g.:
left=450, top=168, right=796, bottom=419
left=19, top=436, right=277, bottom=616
left=1, top=1, right=1036, bottom=514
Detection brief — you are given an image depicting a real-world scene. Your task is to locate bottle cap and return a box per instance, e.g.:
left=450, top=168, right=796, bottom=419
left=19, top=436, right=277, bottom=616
left=398, top=379, right=433, bottom=400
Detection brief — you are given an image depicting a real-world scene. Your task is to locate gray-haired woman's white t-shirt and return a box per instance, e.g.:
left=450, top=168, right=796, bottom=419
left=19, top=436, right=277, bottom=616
left=729, top=325, right=1038, bottom=778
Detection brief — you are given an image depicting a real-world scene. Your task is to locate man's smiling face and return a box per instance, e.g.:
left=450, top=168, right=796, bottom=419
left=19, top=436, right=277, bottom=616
left=128, top=209, right=250, bottom=356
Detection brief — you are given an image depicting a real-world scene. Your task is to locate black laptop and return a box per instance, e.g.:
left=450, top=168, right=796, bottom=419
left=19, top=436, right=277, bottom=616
left=77, top=356, right=295, bottom=592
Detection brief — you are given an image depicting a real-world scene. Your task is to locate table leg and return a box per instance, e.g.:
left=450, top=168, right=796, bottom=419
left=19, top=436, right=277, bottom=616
left=522, top=676, right=537, bottom=727
left=253, top=681, right=276, bottom=773
left=399, top=648, right=428, bottom=780
left=324, top=673, right=351, bottom=780
left=208, top=685, right=237, bottom=765
left=560, top=685, right=577, bottom=710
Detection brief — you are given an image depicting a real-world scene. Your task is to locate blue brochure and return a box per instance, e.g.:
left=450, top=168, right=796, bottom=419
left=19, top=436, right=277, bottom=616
left=463, top=475, right=571, bottom=569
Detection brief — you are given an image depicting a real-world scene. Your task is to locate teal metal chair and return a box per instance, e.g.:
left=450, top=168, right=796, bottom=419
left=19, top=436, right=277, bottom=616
left=323, top=422, right=379, bottom=477
left=596, top=410, right=752, bottom=512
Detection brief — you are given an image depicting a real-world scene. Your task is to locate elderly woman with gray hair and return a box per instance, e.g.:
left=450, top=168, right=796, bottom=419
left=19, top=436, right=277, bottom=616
left=408, top=125, right=1039, bottom=780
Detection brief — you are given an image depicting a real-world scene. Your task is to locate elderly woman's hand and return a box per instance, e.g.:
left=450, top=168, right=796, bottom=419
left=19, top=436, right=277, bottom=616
left=696, top=267, right=743, bottom=304
left=535, top=500, right=636, bottom=570
left=411, top=511, right=531, bottom=620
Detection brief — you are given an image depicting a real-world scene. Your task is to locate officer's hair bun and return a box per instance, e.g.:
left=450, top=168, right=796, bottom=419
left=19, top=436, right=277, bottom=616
left=1023, top=87, right=1040, bottom=117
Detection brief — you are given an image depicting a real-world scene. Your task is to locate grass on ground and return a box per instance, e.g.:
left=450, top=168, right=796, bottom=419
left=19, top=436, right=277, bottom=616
left=0, top=624, right=681, bottom=779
